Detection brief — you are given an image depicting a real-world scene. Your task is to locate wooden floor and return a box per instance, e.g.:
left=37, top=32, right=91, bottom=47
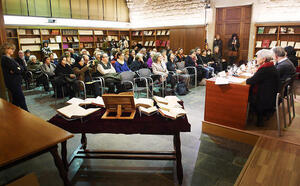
left=203, top=81, right=300, bottom=186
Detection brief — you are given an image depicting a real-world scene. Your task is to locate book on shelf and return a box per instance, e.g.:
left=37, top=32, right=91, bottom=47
left=57, top=104, right=100, bottom=119
left=161, top=41, right=167, bottom=47
left=166, top=40, right=170, bottom=47
left=62, top=36, right=67, bottom=42
left=63, top=44, right=69, bottom=49
left=166, top=30, right=170, bottom=35
left=161, top=30, right=166, bottom=35
left=296, top=51, right=300, bottom=57
left=67, top=37, right=73, bottom=42
left=268, top=28, right=277, bottom=34
left=51, top=30, right=59, bottom=35
left=84, top=43, right=93, bottom=48
left=63, top=29, right=78, bottom=35
left=149, top=31, right=153, bottom=35
left=48, top=44, right=60, bottom=50
left=134, top=98, right=154, bottom=108
left=17, top=29, right=26, bottom=35
left=73, top=36, right=79, bottom=42
left=280, top=27, right=287, bottom=33
left=157, top=30, right=161, bottom=35
left=107, top=36, right=112, bottom=41
left=41, top=29, right=50, bottom=35
left=33, top=29, right=40, bottom=35
left=94, top=30, right=104, bottom=35
left=21, top=45, right=41, bottom=52
left=49, top=38, right=56, bottom=43
left=139, top=106, right=158, bottom=116
left=149, top=41, right=154, bottom=46
left=67, top=96, right=105, bottom=107
left=256, top=41, right=262, bottom=48
left=78, top=30, right=93, bottom=35
left=55, top=36, right=62, bottom=43
left=280, top=41, right=288, bottom=47
left=257, top=27, right=264, bottom=34
left=125, top=36, right=129, bottom=40
left=20, top=38, right=41, bottom=44
left=79, top=43, right=84, bottom=48
left=155, top=40, right=161, bottom=47
left=287, top=41, right=295, bottom=47
left=287, top=27, right=295, bottom=34
left=72, top=43, right=79, bottom=48
left=144, top=31, right=148, bottom=36
left=144, top=41, right=149, bottom=46
left=294, top=42, right=300, bottom=49
left=269, top=41, right=277, bottom=48
left=158, top=108, right=186, bottom=120
left=262, top=40, right=270, bottom=48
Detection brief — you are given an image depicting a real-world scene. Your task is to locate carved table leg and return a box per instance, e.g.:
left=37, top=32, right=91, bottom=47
left=50, top=145, right=70, bottom=186
left=61, top=141, right=68, bottom=171
left=173, top=133, right=183, bottom=185
left=81, top=133, right=87, bottom=150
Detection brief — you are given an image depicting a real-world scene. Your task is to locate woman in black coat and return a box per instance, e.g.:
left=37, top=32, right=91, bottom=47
left=285, top=46, right=298, bottom=68
left=129, top=53, right=148, bottom=72
left=246, top=49, right=280, bottom=126
left=54, top=56, right=78, bottom=98
left=227, top=33, right=240, bottom=66
left=1, top=43, right=28, bottom=111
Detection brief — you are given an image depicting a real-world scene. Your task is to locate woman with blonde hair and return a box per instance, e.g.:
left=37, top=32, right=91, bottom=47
left=1, top=42, right=28, bottom=111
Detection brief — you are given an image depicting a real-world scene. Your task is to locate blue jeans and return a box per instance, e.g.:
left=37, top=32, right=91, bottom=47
left=204, top=66, right=214, bottom=78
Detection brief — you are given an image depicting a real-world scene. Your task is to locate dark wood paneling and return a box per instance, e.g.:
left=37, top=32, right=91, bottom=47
left=215, top=5, right=252, bottom=62
left=0, top=0, right=8, bottom=100
left=170, top=27, right=205, bottom=54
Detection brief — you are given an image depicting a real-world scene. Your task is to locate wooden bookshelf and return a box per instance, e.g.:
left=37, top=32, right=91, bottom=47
left=254, top=23, right=300, bottom=60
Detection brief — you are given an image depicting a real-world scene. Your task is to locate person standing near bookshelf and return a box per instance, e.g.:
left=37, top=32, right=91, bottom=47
left=41, top=41, right=52, bottom=57
left=227, top=33, right=240, bottom=66
left=0, top=43, right=28, bottom=111
left=213, top=34, right=223, bottom=55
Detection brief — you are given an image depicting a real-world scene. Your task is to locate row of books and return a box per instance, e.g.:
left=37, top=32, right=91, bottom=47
left=79, top=36, right=94, bottom=42
left=49, top=36, right=62, bottom=43
left=63, top=43, right=79, bottom=49
left=258, top=27, right=296, bottom=34
left=21, top=45, right=41, bottom=52
left=132, top=30, right=170, bottom=36
left=144, top=40, right=170, bottom=47
left=19, top=38, right=41, bottom=44
left=256, top=40, right=300, bottom=49
left=48, top=44, right=60, bottom=50
left=62, top=36, right=79, bottom=43
left=296, top=51, right=300, bottom=57
left=62, top=29, right=78, bottom=35
left=17, top=29, right=60, bottom=35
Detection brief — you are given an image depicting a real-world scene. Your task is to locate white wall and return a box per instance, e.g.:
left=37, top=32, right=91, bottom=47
left=128, top=0, right=300, bottom=59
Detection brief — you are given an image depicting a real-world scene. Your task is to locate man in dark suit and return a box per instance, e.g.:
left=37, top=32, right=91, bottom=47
left=15, top=50, right=30, bottom=89
left=272, top=47, right=296, bottom=82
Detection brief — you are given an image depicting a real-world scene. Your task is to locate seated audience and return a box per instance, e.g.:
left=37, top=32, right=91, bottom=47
left=68, top=48, right=79, bottom=61
left=123, top=49, right=130, bottom=62
left=185, top=49, right=203, bottom=83
left=27, top=55, right=49, bottom=91
left=127, top=49, right=135, bottom=66
left=246, top=49, right=279, bottom=126
left=152, top=52, right=176, bottom=93
left=212, top=46, right=224, bottom=72
left=49, top=53, right=58, bottom=65
left=177, top=48, right=185, bottom=62
left=199, top=49, right=215, bottom=77
left=272, top=46, right=296, bottom=82
left=41, top=56, right=56, bottom=88
left=130, top=53, right=148, bottom=72
left=54, top=56, right=78, bottom=98
left=97, top=53, right=122, bottom=93
left=15, top=50, right=30, bottom=89
left=161, top=49, right=168, bottom=64
left=147, top=51, right=155, bottom=68
left=24, top=49, right=31, bottom=63
left=196, top=48, right=212, bottom=79
left=114, top=52, right=130, bottom=73
left=285, top=46, right=298, bottom=68
left=73, top=57, right=101, bottom=97
left=167, top=54, right=190, bottom=90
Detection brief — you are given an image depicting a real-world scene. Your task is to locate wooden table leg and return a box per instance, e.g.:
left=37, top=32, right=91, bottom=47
left=81, top=133, right=87, bottom=150
left=50, top=145, right=70, bottom=186
left=173, top=133, right=183, bottom=185
left=61, top=141, right=68, bottom=171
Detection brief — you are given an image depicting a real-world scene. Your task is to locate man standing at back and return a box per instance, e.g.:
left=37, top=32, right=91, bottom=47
left=272, top=46, right=296, bottom=82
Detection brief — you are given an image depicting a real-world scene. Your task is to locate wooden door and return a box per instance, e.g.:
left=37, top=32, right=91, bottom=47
left=215, top=5, right=252, bottom=62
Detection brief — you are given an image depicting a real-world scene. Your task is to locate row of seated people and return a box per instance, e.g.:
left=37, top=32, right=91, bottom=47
left=15, top=45, right=234, bottom=98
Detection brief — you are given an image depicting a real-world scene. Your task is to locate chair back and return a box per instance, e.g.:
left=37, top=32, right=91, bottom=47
left=176, top=61, right=185, bottom=70
left=120, top=71, right=135, bottom=83
left=138, top=68, right=152, bottom=78
left=280, top=78, right=292, bottom=97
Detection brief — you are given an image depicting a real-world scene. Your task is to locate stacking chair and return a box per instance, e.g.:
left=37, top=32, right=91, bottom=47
left=120, top=71, right=149, bottom=98
left=276, top=78, right=291, bottom=136
left=77, top=78, right=103, bottom=99
left=176, top=61, right=197, bottom=88
left=137, top=68, right=164, bottom=97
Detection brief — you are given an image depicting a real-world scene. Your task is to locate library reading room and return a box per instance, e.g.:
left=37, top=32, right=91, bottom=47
left=1, top=0, right=300, bottom=186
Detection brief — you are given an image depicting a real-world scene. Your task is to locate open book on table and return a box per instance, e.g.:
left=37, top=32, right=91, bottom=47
left=57, top=104, right=100, bottom=119
left=134, top=98, right=154, bottom=108
left=153, top=96, right=181, bottom=104
left=139, top=106, right=158, bottom=116
left=158, top=108, right=186, bottom=120
left=67, top=96, right=105, bottom=107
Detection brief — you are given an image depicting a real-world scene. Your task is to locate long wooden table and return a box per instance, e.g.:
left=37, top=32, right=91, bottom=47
left=48, top=105, right=191, bottom=185
left=0, top=99, right=74, bottom=186
left=204, top=78, right=250, bottom=129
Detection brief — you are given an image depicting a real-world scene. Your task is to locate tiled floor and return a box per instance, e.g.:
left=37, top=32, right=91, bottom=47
left=0, top=85, right=253, bottom=186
